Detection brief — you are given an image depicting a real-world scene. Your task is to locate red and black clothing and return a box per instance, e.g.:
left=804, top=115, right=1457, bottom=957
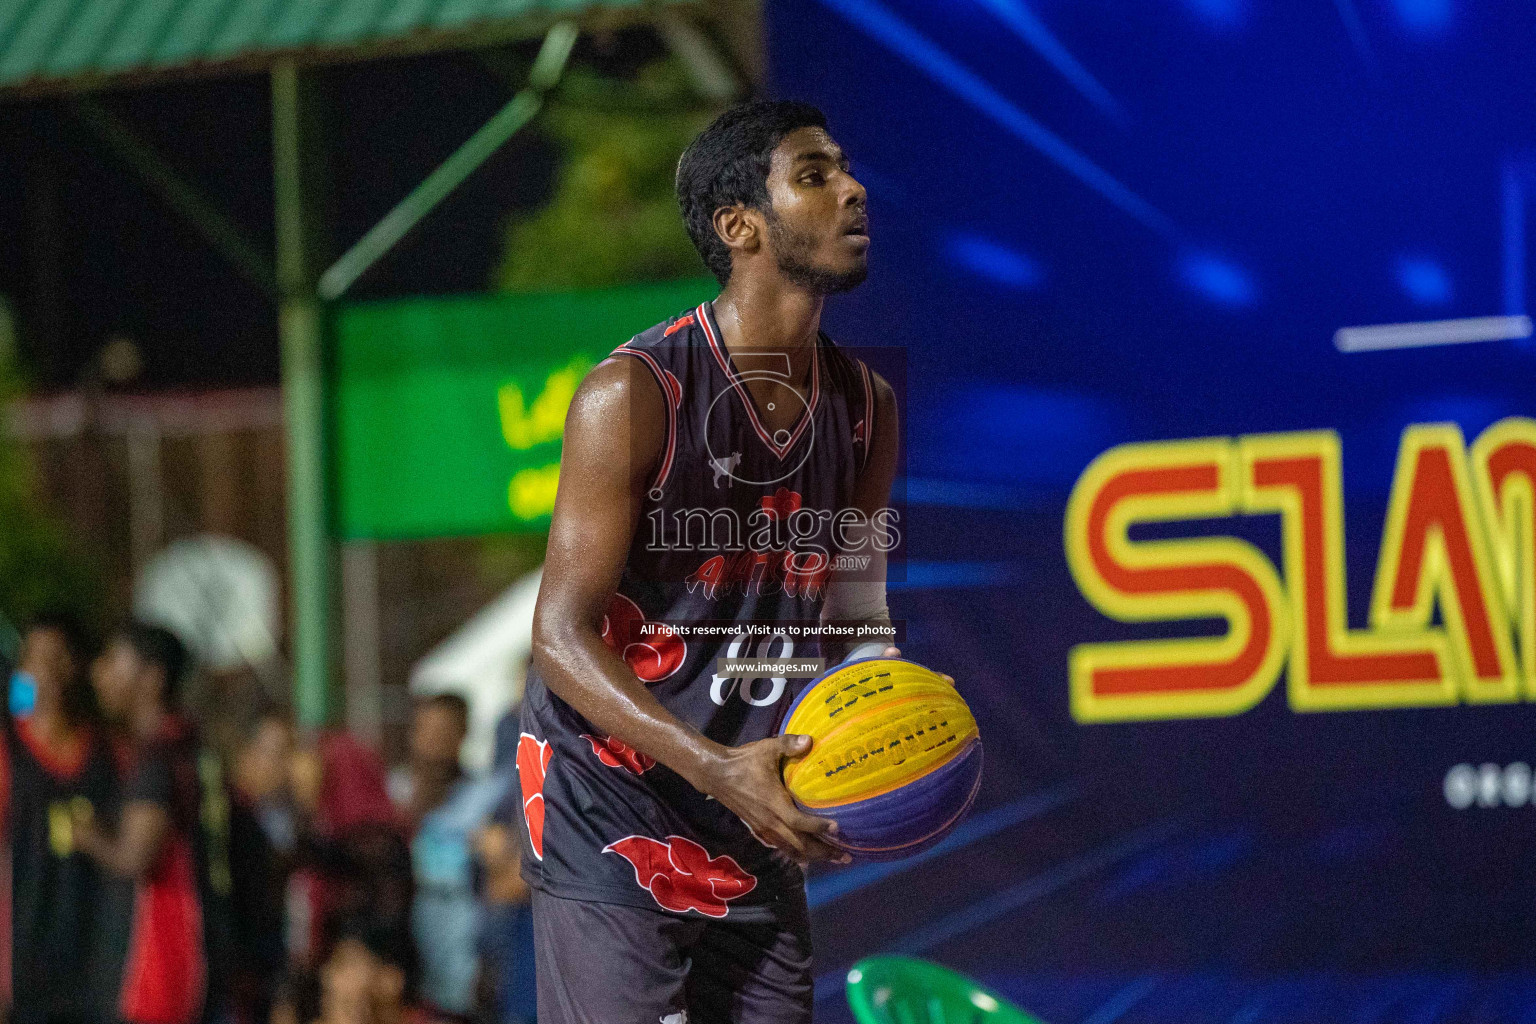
left=96, top=716, right=232, bottom=1024
left=4, top=713, right=120, bottom=1024
left=517, top=301, right=875, bottom=918
left=515, top=301, right=875, bottom=1024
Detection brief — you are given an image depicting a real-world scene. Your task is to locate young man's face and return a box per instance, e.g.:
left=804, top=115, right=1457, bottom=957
left=759, top=126, right=869, bottom=294
left=92, top=640, right=147, bottom=722
left=18, top=627, right=76, bottom=699
left=320, top=938, right=405, bottom=1023
left=408, top=702, right=466, bottom=774
left=236, top=717, right=295, bottom=802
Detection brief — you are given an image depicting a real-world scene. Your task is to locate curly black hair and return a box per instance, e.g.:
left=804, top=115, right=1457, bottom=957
left=676, top=100, right=829, bottom=285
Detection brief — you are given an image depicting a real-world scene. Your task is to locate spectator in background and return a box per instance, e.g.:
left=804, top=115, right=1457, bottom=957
left=476, top=710, right=536, bottom=1024
left=393, top=694, right=510, bottom=1020
left=4, top=613, right=118, bottom=1024
left=312, top=914, right=435, bottom=1024
left=229, top=703, right=298, bottom=1024
left=289, top=730, right=410, bottom=971
left=73, top=622, right=233, bottom=1024
left=1, top=621, right=14, bottom=701
left=275, top=731, right=412, bottom=1024
left=0, top=613, right=10, bottom=1017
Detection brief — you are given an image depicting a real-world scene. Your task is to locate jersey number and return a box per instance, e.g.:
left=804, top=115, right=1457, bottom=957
left=710, top=631, right=793, bottom=707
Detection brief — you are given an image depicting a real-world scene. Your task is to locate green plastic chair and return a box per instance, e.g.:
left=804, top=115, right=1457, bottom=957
left=845, top=956, right=1049, bottom=1024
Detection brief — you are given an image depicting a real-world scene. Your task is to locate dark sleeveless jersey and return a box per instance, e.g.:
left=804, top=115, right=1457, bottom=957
left=93, top=716, right=233, bottom=1024
left=5, top=714, right=120, bottom=1024
left=517, top=299, right=876, bottom=921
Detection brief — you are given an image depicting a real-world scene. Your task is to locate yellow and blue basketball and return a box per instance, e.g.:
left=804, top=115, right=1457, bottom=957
left=778, top=658, right=983, bottom=860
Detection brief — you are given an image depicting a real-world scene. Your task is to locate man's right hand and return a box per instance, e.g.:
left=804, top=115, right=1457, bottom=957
left=692, top=734, right=851, bottom=865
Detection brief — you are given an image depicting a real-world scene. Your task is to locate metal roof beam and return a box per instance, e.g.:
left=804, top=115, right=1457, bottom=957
left=316, top=19, right=578, bottom=302
left=70, top=96, right=279, bottom=298
left=656, top=10, right=740, bottom=103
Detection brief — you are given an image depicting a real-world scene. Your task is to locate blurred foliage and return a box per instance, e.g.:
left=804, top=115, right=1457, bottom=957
left=479, top=57, right=722, bottom=575
left=485, top=56, right=720, bottom=573
left=0, top=314, right=97, bottom=651
left=495, top=57, right=718, bottom=292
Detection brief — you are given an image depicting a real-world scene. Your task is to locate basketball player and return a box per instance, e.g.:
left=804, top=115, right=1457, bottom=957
left=516, top=101, right=907, bottom=1023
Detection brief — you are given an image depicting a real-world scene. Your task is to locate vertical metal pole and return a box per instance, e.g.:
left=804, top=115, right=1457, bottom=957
left=272, top=61, right=334, bottom=728
left=125, top=416, right=164, bottom=575
left=341, top=542, right=383, bottom=746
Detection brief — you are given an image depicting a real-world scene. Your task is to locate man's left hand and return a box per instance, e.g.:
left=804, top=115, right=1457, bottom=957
left=882, top=647, right=955, bottom=687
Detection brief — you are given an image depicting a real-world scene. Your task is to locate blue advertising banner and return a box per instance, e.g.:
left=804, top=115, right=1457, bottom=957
left=771, top=3, right=1536, bottom=1021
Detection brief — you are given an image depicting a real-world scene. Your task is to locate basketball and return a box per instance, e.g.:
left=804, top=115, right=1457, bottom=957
left=778, top=658, right=983, bottom=860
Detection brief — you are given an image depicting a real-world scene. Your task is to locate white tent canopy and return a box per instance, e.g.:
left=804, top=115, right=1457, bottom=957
left=409, top=565, right=542, bottom=772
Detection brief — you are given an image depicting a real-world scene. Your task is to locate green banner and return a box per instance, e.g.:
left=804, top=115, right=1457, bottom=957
left=331, top=279, right=717, bottom=540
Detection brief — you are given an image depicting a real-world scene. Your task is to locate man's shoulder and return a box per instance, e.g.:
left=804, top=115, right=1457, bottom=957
left=613, top=305, right=706, bottom=355
left=817, top=331, right=883, bottom=403
left=589, top=307, right=701, bottom=411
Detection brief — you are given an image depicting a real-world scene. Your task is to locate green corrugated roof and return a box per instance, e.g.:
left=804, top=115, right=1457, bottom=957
left=0, top=0, right=681, bottom=95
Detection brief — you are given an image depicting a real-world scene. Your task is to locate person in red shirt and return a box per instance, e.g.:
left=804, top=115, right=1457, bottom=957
left=73, top=622, right=232, bottom=1024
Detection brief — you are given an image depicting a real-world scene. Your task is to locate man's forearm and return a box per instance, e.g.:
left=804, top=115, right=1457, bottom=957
left=533, top=622, right=725, bottom=791
left=75, top=802, right=169, bottom=879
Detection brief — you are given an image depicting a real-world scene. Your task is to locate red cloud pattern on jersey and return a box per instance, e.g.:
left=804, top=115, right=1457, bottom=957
left=516, top=734, right=552, bottom=860
left=759, top=487, right=803, bottom=520
left=662, top=313, right=695, bottom=338
left=600, top=593, right=686, bottom=682
left=602, top=835, right=758, bottom=918
left=581, top=733, right=656, bottom=775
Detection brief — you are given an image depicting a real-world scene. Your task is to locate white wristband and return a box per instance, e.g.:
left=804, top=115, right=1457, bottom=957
left=840, top=642, right=889, bottom=665
left=821, top=521, right=889, bottom=623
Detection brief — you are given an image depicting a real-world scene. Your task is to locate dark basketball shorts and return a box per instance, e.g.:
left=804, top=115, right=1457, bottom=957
left=530, top=888, right=813, bottom=1024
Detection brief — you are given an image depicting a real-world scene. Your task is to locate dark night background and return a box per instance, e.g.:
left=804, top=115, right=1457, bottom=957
left=0, top=30, right=689, bottom=390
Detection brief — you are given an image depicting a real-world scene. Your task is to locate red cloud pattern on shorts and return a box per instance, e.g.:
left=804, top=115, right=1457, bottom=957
left=602, top=835, right=757, bottom=918
left=516, top=733, right=552, bottom=860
